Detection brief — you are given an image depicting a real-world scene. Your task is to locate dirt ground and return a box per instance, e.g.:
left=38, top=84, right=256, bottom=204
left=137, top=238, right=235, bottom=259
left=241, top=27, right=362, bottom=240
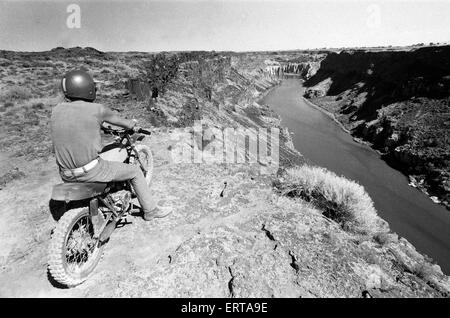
left=1, top=131, right=449, bottom=297
left=0, top=132, right=275, bottom=297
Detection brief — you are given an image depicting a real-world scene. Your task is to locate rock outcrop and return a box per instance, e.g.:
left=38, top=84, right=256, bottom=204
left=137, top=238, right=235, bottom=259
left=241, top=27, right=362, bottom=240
left=263, top=53, right=324, bottom=79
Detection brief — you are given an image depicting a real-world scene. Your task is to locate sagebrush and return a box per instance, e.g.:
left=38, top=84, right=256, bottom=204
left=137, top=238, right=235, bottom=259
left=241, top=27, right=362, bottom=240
left=276, top=165, right=387, bottom=235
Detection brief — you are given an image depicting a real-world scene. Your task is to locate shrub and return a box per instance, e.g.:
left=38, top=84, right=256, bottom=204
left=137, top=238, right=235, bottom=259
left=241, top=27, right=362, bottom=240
left=3, top=101, right=14, bottom=108
left=413, top=261, right=437, bottom=282
left=276, top=165, right=385, bottom=235
left=31, top=102, right=45, bottom=110
left=0, top=168, right=26, bottom=189
left=373, top=232, right=398, bottom=245
left=0, top=86, right=32, bottom=102
left=358, top=245, right=382, bottom=265
left=37, top=67, right=49, bottom=75
left=143, top=53, right=180, bottom=94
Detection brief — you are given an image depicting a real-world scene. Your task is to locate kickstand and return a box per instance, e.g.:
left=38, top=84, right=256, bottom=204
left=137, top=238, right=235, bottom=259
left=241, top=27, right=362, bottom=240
left=117, top=216, right=132, bottom=228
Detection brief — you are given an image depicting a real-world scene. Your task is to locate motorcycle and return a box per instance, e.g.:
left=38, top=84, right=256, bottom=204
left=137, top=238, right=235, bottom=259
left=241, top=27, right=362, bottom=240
left=48, top=125, right=153, bottom=287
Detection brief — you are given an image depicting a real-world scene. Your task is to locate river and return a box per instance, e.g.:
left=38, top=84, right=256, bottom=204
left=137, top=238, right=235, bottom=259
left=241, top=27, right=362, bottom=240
left=262, top=78, right=450, bottom=274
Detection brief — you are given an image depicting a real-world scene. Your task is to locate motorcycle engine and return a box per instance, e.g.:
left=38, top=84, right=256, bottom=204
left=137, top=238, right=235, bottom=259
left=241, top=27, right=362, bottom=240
left=110, top=190, right=131, bottom=212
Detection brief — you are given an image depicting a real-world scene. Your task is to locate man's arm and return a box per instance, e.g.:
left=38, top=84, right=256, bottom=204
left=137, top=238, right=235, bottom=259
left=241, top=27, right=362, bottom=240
left=100, top=104, right=136, bottom=130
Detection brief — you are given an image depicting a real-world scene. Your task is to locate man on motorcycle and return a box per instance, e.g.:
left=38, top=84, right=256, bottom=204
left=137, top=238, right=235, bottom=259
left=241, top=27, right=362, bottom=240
left=51, top=69, right=171, bottom=220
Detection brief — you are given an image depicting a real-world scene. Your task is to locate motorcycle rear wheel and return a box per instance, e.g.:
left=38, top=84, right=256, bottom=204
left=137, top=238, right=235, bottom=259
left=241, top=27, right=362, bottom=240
left=48, top=207, right=104, bottom=287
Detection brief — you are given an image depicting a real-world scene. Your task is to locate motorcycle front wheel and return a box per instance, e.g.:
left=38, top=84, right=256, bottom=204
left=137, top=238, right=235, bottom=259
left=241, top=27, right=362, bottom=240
left=48, top=207, right=104, bottom=287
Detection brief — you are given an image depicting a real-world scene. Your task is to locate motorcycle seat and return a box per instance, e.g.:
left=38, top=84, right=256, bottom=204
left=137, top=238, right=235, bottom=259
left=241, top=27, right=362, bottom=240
left=51, top=182, right=108, bottom=202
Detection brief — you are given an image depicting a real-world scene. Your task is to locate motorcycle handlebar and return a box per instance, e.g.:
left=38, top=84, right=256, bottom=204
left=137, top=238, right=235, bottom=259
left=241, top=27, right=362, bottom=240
left=101, top=125, right=152, bottom=136
left=137, top=128, right=152, bottom=135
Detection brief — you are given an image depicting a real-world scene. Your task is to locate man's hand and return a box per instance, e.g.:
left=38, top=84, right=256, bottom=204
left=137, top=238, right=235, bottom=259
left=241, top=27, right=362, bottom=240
left=130, top=119, right=142, bottom=133
left=133, top=125, right=142, bottom=133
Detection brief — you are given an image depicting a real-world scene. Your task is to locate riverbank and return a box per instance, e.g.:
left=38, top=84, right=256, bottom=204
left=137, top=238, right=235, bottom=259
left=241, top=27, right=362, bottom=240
left=263, top=78, right=450, bottom=278
left=303, top=97, right=381, bottom=151
left=304, top=94, right=448, bottom=209
left=297, top=80, right=385, bottom=155
left=302, top=47, right=450, bottom=211
left=250, top=79, right=306, bottom=167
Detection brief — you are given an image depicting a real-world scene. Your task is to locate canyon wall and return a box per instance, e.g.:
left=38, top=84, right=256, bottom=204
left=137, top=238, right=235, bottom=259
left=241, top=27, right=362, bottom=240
left=263, top=53, right=325, bottom=79
left=264, top=61, right=320, bottom=79
left=303, top=46, right=450, bottom=208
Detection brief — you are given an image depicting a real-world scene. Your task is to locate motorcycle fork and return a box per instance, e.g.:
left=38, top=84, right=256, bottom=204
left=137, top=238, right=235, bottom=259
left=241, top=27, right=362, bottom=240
left=133, top=147, right=147, bottom=173
left=125, top=135, right=147, bottom=174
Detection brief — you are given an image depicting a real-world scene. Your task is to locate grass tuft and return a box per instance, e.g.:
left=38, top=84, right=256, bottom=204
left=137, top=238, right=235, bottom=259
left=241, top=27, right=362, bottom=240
left=413, top=262, right=438, bottom=282
left=0, top=168, right=26, bottom=189
left=275, top=165, right=387, bottom=235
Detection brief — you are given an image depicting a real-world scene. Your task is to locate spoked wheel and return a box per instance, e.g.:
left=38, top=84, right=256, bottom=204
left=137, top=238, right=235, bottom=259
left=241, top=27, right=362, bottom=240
left=48, top=207, right=104, bottom=287
left=133, top=144, right=153, bottom=186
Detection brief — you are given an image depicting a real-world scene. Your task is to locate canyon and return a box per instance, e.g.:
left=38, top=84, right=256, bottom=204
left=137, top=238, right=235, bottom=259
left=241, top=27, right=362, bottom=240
left=302, top=46, right=450, bottom=209
left=0, top=47, right=448, bottom=297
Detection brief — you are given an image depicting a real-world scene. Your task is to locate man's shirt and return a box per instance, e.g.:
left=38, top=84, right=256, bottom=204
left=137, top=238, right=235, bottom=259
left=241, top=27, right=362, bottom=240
left=51, top=100, right=104, bottom=170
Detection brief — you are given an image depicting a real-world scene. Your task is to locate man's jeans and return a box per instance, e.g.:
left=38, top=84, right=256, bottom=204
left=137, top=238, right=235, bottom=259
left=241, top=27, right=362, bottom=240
left=60, top=158, right=156, bottom=212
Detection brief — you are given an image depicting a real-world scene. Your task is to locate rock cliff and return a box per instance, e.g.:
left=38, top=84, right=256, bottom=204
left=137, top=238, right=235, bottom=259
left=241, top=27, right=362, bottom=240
left=304, top=46, right=450, bottom=209
left=263, top=53, right=324, bottom=79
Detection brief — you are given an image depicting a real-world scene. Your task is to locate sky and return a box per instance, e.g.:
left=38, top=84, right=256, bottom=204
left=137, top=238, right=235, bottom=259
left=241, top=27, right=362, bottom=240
left=0, top=0, right=449, bottom=52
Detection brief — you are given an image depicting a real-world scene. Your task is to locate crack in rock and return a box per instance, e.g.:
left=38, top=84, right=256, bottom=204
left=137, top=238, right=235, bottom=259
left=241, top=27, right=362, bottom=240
left=261, top=224, right=276, bottom=241
left=289, top=250, right=300, bottom=273
left=227, top=266, right=235, bottom=298
left=219, top=181, right=228, bottom=197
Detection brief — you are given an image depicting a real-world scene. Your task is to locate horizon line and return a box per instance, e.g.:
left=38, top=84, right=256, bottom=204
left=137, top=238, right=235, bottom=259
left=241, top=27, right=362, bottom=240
left=1, top=41, right=449, bottom=54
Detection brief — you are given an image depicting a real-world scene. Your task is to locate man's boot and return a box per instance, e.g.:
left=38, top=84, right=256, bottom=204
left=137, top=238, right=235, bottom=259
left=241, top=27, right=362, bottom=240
left=143, top=206, right=172, bottom=221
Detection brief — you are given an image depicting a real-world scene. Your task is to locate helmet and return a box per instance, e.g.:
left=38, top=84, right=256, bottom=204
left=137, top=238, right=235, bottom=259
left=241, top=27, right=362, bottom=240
left=61, top=69, right=96, bottom=102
